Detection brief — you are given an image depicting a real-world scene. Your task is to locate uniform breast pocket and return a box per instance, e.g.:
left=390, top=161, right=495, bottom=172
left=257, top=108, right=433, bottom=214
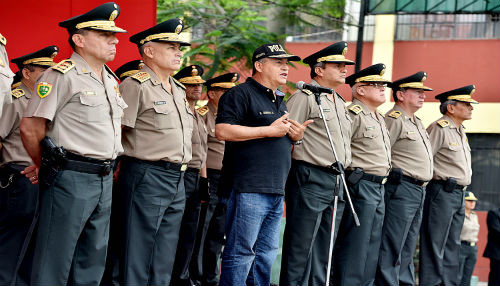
left=404, top=132, right=418, bottom=141
left=363, top=130, right=379, bottom=139
left=79, top=94, right=108, bottom=122
left=447, top=143, right=460, bottom=152
left=153, top=104, right=177, bottom=129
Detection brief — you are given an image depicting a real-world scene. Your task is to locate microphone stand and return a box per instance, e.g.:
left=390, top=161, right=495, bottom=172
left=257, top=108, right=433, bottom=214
left=312, top=91, right=360, bottom=286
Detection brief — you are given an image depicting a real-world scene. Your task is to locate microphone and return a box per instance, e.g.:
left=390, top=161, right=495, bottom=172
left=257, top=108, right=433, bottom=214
left=296, top=81, right=334, bottom=94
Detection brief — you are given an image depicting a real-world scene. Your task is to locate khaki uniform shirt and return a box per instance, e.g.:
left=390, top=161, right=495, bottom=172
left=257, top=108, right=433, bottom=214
left=385, top=104, right=433, bottom=181
left=348, top=98, right=391, bottom=176
left=120, top=65, right=193, bottom=163
left=287, top=80, right=352, bottom=168
left=427, top=115, right=472, bottom=186
left=0, top=38, right=14, bottom=110
left=204, top=102, right=225, bottom=170
left=0, top=83, right=34, bottom=166
left=189, top=110, right=208, bottom=169
left=460, top=211, right=479, bottom=243
left=25, top=52, right=125, bottom=160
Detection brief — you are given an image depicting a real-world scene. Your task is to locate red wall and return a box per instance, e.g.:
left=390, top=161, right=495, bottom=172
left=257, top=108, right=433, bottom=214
left=0, top=0, right=157, bottom=73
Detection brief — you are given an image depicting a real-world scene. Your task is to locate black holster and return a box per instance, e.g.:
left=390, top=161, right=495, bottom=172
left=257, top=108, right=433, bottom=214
left=347, top=168, right=364, bottom=185
left=443, top=177, right=457, bottom=192
left=39, top=136, right=66, bottom=188
left=388, top=168, right=403, bottom=184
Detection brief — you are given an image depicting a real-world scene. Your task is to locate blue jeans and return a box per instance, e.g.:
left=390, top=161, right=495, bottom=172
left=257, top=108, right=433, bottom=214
left=219, top=191, right=284, bottom=286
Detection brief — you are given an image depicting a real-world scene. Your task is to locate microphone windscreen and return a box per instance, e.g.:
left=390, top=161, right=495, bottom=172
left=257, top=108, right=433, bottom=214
left=296, top=81, right=305, bottom=90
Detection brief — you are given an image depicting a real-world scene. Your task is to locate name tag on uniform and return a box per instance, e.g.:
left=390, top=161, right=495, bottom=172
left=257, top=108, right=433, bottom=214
left=322, top=108, right=331, bottom=112
left=259, top=111, right=274, bottom=115
left=154, top=101, right=166, bottom=105
left=366, top=126, right=375, bottom=130
left=83, top=91, right=96, bottom=96
left=407, top=131, right=415, bottom=135
left=449, top=142, right=458, bottom=146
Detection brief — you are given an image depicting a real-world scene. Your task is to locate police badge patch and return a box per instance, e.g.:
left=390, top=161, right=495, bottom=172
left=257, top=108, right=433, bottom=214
left=37, top=82, right=52, bottom=98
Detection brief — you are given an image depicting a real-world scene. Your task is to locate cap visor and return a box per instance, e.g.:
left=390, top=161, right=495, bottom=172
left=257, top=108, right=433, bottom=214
left=92, top=26, right=128, bottom=33
left=324, top=59, right=355, bottom=65
left=156, top=38, right=191, bottom=46
left=457, top=98, right=479, bottom=104
left=269, top=54, right=301, bottom=62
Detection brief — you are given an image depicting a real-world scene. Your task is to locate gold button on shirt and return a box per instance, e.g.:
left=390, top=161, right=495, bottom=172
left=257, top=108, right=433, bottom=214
left=287, top=80, right=352, bottom=168
left=204, top=102, right=225, bottom=170
left=188, top=111, right=208, bottom=169
left=0, top=43, right=15, bottom=111
left=460, top=212, right=479, bottom=243
left=120, top=65, right=194, bottom=164
left=348, top=98, right=391, bottom=176
left=427, top=115, right=472, bottom=186
left=0, top=83, right=34, bottom=167
left=385, top=104, right=433, bottom=181
left=25, top=52, right=126, bottom=160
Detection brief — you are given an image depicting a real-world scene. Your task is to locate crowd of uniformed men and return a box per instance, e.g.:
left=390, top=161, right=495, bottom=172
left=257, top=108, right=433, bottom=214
left=0, top=2, right=477, bottom=286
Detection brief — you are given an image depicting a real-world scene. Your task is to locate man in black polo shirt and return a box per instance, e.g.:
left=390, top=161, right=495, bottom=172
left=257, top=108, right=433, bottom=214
left=215, top=43, right=311, bottom=286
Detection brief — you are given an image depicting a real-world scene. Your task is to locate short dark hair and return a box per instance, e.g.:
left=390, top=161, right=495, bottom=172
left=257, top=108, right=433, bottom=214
left=22, top=64, right=36, bottom=73
left=138, top=45, right=146, bottom=57
left=68, top=29, right=88, bottom=51
left=440, top=100, right=457, bottom=115
left=310, top=62, right=325, bottom=79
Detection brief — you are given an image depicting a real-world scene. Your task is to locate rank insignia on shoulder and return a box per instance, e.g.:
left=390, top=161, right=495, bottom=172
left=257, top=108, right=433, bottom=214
left=437, top=119, right=450, bottom=128
left=303, top=89, right=313, bottom=96
left=388, top=110, right=402, bottom=119
left=11, top=88, right=25, bottom=98
left=196, top=105, right=209, bottom=116
left=131, top=71, right=150, bottom=83
left=349, top=104, right=362, bottom=114
left=37, top=82, right=52, bottom=98
left=53, top=59, right=75, bottom=74
left=172, top=77, right=186, bottom=90
left=0, top=34, right=6, bottom=46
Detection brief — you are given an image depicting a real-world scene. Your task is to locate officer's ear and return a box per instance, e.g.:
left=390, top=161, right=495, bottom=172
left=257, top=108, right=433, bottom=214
left=314, top=65, right=324, bottom=77
left=396, top=90, right=405, bottom=102
left=72, top=33, right=85, bottom=49
left=142, top=43, right=155, bottom=59
left=21, top=67, right=30, bottom=80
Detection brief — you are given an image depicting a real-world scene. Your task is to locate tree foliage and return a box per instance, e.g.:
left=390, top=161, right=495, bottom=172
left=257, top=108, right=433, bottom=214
left=157, top=0, right=346, bottom=78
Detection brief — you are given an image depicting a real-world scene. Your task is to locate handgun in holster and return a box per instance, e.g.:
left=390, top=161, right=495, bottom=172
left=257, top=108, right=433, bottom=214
left=443, top=177, right=457, bottom=192
left=388, top=168, right=403, bottom=184
left=39, top=136, right=67, bottom=188
left=347, top=168, right=364, bottom=185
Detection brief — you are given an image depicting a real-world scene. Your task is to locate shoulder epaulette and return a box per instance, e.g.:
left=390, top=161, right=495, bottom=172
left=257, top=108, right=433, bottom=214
left=11, top=88, right=25, bottom=98
left=349, top=104, right=362, bottom=115
left=196, top=105, right=209, bottom=116
left=53, top=59, right=75, bottom=74
left=335, top=92, right=346, bottom=103
left=302, top=89, right=313, bottom=96
left=388, top=110, right=402, bottom=119
left=0, top=34, right=6, bottom=46
left=172, top=77, right=186, bottom=90
left=131, top=71, right=151, bottom=83
left=104, top=64, right=119, bottom=81
left=437, top=119, right=450, bottom=128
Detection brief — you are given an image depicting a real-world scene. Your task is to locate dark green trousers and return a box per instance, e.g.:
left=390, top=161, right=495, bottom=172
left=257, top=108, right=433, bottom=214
left=116, top=159, right=185, bottom=286
left=333, top=179, right=385, bottom=286
left=279, top=161, right=345, bottom=286
left=419, top=181, right=465, bottom=286
left=376, top=180, right=425, bottom=286
left=31, top=169, right=112, bottom=286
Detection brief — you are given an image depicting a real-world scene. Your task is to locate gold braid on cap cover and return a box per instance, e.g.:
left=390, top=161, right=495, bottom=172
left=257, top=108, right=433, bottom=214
left=140, top=33, right=180, bottom=45
left=317, top=55, right=353, bottom=63
left=76, top=20, right=117, bottom=29
left=355, top=75, right=390, bottom=83
left=23, top=57, right=56, bottom=65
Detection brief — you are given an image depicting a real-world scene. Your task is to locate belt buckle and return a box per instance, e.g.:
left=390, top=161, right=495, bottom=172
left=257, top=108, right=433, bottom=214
left=462, top=185, right=468, bottom=191
left=100, top=162, right=112, bottom=176
left=180, top=164, right=187, bottom=172
left=471, top=242, right=476, bottom=246
left=422, top=181, right=429, bottom=187
left=381, top=177, right=388, bottom=185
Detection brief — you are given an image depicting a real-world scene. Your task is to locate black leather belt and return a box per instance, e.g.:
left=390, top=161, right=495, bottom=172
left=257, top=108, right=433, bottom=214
left=461, top=241, right=476, bottom=246
left=293, top=159, right=340, bottom=175
left=186, top=167, right=201, bottom=173
left=64, top=152, right=115, bottom=176
left=402, top=175, right=428, bottom=187
left=346, top=169, right=387, bottom=184
left=207, top=168, right=222, bottom=175
left=433, top=179, right=467, bottom=191
left=122, top=156, right=187, bottom=172
left=4, top=163, right=27, bottom=173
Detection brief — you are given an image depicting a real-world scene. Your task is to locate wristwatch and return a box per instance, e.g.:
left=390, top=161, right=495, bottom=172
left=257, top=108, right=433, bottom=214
left=292, top=139, right=303, bottom=145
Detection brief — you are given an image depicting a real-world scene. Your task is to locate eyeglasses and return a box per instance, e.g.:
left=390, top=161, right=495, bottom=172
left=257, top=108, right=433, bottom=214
left=359, top=83, right=388, bottom=88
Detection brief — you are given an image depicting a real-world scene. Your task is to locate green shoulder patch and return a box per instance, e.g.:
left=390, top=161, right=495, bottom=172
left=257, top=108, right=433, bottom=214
left=0, top=33, right=6, bottom=46
left=104, top=64, right=119, bottom=81
left=196, top=105, right=209, bottom=116
left=131, top=71, right=150, bottom=83
left=437, top=119, right=450, bottom=128
left=172, top=77, right=186, bottom=90
left=53, top=59, right=75, bottom=74
left=349, top=104, right=362, bottom=115
left=37, top=82, right=53, bottom=98
left=388, top=110, right=402, bottom=119
left=11, top=88, right=25, bottom=98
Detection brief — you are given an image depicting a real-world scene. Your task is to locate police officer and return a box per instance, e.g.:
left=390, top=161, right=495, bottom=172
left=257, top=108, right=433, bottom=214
left=191, top=72, right=239, bottom=286
left=171, top=65, right=208, bottom=286
left=115, top=18, right=193, bottom=285
left=20, top=3, right=127, bottom=285
left=333, top=63, right=392, bottom=286
left=280, top=41, right=353, bottom=286
left=0, top=45, right=57, bottom=285
left=376, top=72, right=434, bottom=286
left=115, top=59, right=144, bottom=82
left=0, top=33, right=14, bottom=114
left=419, top=85, right=476, bottom=286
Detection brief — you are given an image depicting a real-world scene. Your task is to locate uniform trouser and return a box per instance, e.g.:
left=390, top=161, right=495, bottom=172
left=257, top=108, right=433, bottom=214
left=375, top=180, right=426, bottom=286
left=0, top=165, right=38, bottom=286
left=191, top=169, right=226, bottom=286
left=171, top=170, right=202, bottom=285
left=30, top=169, right=112, bottom=286
left=117, top=159, right=185, bottom=286
left=458, top=243, right=477, bottom=286
left=279, top=161, right=345, bottom=286
left=488, top=259, right=500, bottom=286
left=333, top=179, right=385, bottom=286
left=419, top=181, right=465, bottom=286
